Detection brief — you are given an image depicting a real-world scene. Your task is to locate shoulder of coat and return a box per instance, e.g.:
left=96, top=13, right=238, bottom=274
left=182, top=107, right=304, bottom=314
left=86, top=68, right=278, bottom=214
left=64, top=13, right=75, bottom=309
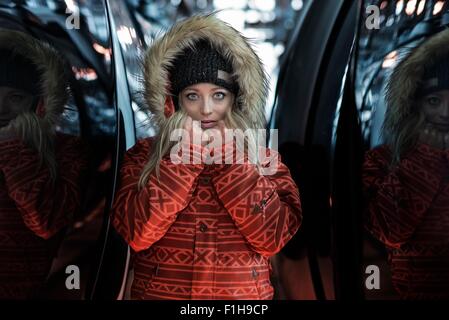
left=365, top=144, right=392, bottom=166
left=125, top=136, right=156, bottom=158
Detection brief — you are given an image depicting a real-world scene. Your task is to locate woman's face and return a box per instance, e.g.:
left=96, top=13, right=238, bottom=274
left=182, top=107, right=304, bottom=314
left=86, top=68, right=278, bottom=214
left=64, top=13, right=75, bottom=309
left=179, top=82, right=234, bottom=130
left=421, top=89, right=449, bottom=131
left=0, top=86, right=34, bottom=127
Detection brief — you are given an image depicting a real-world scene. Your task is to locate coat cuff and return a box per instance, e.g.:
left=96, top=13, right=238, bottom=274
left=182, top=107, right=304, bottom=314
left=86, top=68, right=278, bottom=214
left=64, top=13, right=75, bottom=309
left=113, top=140, right=205, bottom=252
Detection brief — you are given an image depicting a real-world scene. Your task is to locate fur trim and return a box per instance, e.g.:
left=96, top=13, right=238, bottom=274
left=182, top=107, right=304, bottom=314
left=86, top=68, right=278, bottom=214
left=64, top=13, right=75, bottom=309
left=0, top=30, right=69, bottom=127
left=143, top=13, right=269, bottom=130
left=385, top=29, right=449, bottom=135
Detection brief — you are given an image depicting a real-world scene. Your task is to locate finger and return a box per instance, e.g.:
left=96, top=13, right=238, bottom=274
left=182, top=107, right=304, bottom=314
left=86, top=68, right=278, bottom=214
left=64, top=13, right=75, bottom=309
left=220, top=121, right=228, bottom=138
left=217, top=120, right=230, bottom=141
left=430, top=127, right=437, bottom=137
left=437, top=131, right=444, bottom=149
left=179, top=116, right=193, bottom=147
left=443, top=133, right=449, bottom=149
left=184, top=115, right=193, bottom=131
left=203, top=129, right=210, bottom=140
left=428, top=128, right=438, bottom=147
left=205, top=131, right=214, bottom=147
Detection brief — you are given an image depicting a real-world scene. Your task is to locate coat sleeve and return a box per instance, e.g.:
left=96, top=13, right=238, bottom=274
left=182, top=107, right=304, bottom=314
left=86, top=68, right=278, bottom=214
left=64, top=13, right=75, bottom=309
left=212, top=147, right=302, bottom=257
left=0, top=135, right=88, bottom=239
left=362, top=143, right=447, bottom=248
left=111, top=138, right=205, bottom=252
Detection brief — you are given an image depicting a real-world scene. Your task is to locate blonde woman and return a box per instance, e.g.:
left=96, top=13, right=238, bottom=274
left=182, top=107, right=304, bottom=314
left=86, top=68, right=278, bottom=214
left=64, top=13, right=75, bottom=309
left=0, top=29, right=88, bottom=299
left=363, top=29, right=449, bottom=299
left=111, top=14, right=302, bottom=300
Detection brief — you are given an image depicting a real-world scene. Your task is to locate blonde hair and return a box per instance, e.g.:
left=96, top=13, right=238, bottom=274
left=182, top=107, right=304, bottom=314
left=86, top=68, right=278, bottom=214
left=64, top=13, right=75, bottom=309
left=382, top=100, right=425, bottom=166
left=1, top=109, right=58, bottom=183
left=137, top=96, right=264, bottom=190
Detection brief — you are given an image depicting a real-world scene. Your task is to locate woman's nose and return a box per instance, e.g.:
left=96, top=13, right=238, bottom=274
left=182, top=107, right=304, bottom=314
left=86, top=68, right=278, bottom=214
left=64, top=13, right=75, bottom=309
left=200, top=98, right=213, bottom=115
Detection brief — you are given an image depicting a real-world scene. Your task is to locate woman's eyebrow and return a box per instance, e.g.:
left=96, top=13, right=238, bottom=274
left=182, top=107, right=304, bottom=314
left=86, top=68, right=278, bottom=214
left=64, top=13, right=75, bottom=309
left=184, top=86, right=227, bottom=91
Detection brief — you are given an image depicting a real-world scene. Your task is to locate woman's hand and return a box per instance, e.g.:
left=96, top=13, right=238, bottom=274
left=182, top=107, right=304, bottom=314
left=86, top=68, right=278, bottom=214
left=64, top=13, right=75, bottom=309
left=182, top=116, right=228, bottom=147
left=182, top=115, right=194, bottom=146
left=419, top=122, right=449, bottom=150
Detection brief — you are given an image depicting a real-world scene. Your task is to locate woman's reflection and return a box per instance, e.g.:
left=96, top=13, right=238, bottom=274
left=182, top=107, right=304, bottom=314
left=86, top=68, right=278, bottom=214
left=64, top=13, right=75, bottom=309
left=0, top=29, right=88, bottom=299
left=363, top=29, right=449, bottom=299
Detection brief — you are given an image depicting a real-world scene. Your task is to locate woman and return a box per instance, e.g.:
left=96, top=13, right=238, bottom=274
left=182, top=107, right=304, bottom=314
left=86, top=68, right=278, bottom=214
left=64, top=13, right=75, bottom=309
left=111, top=13, right=302, bottom=300
left=363, top=29, right=449, bottom=299
left=0, top=28, right=88, bottom=299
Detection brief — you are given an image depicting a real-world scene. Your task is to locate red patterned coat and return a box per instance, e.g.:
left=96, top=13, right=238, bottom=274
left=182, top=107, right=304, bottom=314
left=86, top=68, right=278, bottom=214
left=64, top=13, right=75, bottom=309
left=112, top=137, right=302, bottom=300
left=363, top=143, right=449, bottom=299
left=0, top=133, right=88, bottom=299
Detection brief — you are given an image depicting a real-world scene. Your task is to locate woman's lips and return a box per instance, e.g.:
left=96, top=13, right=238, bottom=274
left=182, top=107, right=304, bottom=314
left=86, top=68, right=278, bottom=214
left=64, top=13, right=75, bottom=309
left=201, top=120, right=217, bottom=129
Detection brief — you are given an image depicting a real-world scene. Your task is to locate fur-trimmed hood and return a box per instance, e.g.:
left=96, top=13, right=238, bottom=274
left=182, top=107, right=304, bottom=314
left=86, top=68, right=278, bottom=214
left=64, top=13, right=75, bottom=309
left=143, top=13, right=269, bottom=130
left=0, top=29, right=69, bottom=130
left=385, top=29, right=449, bottom=136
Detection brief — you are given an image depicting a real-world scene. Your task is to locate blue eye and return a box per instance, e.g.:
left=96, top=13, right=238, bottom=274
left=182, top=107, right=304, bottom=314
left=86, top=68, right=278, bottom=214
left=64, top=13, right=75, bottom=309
left=427, top=96, right=441, bottom=106
left=214, top=92, right=226, bottom=100
left=8, top=94, right=25, bottom=104
left=186, top=93, right=198, bottom=101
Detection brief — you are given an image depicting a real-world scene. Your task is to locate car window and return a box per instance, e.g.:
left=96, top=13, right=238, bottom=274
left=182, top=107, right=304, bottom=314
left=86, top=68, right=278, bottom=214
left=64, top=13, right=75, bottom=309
left=356, top=0, right=449, bottom=300
left=0, top=1, right=116, bottom=299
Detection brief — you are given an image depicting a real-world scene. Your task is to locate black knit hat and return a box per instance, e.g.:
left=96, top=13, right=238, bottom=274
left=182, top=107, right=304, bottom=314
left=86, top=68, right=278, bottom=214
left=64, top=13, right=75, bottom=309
left=416, top=55, right=449, bottom=98
left=169, top=39, right=238, bottom=108
left=0, top=48, right=41, bottom=96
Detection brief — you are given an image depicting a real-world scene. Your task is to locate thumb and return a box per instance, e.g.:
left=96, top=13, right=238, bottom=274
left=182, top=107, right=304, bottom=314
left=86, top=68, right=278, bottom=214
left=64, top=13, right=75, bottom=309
left=183, top=115, right=193, bottom=132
